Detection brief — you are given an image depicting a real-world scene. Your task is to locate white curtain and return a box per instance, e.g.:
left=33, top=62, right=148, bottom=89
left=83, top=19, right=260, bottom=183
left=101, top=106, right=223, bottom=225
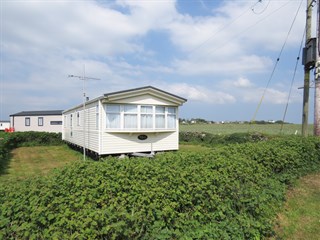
left=107, top=113, right=120, bottom=128
left=155, top=115, right=165, bottom=128
left=124, top=105, right=137, bottom=113
left=124, top=114, right=137, bottom=128
left=141, top=106, right=153, bottom=113
left=167, top=115, right=176, bottom=129
left=156, top=106, right=165, bottom=114
left=141, top=114, right=153, bottom=128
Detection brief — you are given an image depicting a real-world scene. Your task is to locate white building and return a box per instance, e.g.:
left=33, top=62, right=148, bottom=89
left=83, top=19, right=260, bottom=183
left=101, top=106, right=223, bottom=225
left=10, top=110, right=63, bottom=133
left=62, top=86, right=187, bottom=156
left=0, top=121, right=10, bottom=131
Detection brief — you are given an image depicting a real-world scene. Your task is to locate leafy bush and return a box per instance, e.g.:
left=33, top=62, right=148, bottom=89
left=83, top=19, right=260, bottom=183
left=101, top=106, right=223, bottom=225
left=180, top=131, right=269, bottom=145
left=1, top=136, right=319, bottom=239
left=223, top=136, right=320, bottom=185
left=5, top=131, right=63, bottom=148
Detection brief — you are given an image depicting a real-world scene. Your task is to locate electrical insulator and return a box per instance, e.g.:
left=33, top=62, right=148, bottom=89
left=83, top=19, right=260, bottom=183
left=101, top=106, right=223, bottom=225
left=316, top=61, right=320, bottom=79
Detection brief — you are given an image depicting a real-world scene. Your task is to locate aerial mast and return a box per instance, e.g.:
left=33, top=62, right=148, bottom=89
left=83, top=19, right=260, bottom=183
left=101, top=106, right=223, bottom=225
left=69, top=65, right=100, bottom=160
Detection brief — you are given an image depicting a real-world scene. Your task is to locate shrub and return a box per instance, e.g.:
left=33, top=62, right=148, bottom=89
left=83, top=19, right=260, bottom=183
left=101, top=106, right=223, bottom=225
left=5, top=132, right=63, bottom=148
left=179, top=131, right=269, bottom=146
left=1, top=136, right=319, bottom=239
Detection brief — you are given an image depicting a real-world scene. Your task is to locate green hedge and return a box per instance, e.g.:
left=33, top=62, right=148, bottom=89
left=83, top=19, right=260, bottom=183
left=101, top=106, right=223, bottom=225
left=1, top=136, right=319, bottom=239
left=179, top=131, right=269, bottom=145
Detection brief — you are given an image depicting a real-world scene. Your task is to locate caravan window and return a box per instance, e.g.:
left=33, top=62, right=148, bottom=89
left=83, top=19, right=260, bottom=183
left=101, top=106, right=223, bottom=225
left=106, top=104, right=121, bottom=129
left=124, top=105, right=138, bottom=129
left=105, top=104, right=177, bottom=131
left=141, top=106, right=153, bottom=129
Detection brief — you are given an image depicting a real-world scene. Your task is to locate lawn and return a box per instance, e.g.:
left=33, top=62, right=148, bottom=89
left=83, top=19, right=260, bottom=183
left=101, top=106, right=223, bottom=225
left=180, top=123, right=314, bottom=135
left=273, top=173, right=320, bottom=240
left=0, top=145, right=81, bottom=182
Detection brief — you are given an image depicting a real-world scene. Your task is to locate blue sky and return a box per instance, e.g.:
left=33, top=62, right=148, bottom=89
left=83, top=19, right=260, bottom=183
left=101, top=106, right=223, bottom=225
left=1, top=0, right=318, bottom=123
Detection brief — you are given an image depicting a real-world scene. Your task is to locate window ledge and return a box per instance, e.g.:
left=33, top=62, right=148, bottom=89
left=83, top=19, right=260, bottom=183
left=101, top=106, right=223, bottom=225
left=105, top=129, right=176, bottom=133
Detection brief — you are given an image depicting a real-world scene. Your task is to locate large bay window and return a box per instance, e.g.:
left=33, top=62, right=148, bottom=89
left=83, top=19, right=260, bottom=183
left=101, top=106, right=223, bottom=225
left=105, top=104, right=177, bottom=131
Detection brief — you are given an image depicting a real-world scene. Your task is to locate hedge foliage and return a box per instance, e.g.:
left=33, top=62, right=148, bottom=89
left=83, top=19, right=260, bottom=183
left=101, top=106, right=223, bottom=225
left=1, top=135, right=320, bottom=239
left=179, top=131, right=269, bottom=145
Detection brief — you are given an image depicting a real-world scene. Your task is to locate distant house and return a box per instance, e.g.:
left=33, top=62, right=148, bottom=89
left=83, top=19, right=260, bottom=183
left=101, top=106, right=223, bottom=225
left=0, top=121, right=10, bottom=131
left=10, top=110, right=63, bottom=133
left=62, top=86, right=187, bottom=156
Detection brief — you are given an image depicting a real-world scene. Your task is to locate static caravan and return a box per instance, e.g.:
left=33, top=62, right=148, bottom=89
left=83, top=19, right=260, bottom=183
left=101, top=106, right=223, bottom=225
left=10, top=110, right=63, bottom=133
left=62, top=86, right=187, bottom=156
left=0, top=121, right=10, bottom=131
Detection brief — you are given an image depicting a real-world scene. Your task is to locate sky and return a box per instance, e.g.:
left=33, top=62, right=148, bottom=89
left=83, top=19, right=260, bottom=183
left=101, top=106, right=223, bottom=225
left=0, top=0, right=318, bottom=123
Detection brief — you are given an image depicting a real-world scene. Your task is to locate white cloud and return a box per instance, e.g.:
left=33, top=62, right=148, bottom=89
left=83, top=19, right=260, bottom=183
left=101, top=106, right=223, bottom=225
left=243, top=88, right=291, bottom=105
left=233, top=77, right=253, bottom=88
left=163, top=0, right=305, bottom=76
left=223, top=77, right=254, bottom=88
left=172, top=54, right=272, bottom=76
left=0, top=0, right=309, bottom=123
left=165, top=83, right=236, bottom=104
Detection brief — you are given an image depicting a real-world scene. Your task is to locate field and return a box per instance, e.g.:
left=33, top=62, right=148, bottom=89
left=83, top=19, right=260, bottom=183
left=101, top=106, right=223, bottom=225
left=180, top=123, right=313, bottom=135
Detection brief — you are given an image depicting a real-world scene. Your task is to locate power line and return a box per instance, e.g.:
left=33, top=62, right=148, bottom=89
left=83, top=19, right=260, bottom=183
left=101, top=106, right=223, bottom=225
left=187, top=1, right=257, bottom=56
left=251, top=0, right=271, bottom=15
left=250, top=0, right=304, bottom=123
left=280, top=28, right=306, bottom=134
left=189, top=0, right=292, bottom=62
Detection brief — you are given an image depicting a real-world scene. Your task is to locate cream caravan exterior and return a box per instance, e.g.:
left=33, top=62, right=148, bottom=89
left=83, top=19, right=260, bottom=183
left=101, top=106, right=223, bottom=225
left=62, top=86, right=187, bottom=156
left=10, top=110, right=63, bottom=133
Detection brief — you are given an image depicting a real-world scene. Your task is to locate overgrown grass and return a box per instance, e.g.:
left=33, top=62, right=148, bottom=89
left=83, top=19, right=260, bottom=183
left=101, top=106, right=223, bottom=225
left=272, top=173, right=320, bottom=240
left=0, top=132, right=81, bottom=183
left=0, top=145, right=82, bottom=183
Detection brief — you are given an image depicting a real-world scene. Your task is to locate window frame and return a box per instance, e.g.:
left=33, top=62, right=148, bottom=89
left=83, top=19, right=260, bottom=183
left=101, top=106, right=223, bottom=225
left=51, top=121, right=62, bottom=125
left=167, top=107, right=177, bottom=129
left=25, top=117, right=30, bottom=127
left=76, top=111, right=81, bottom=126
left=106, top=104, right=121, bottom=129
left=38, top=117, right=44, bottom=126
left=105, top=104, right=178, bottom=132
left=70, top=114, right=73, bottom=127
left=95, top=105, right=99, bottom=130
left=140, top=105, right=153, bottom=129
left=155, top=106, right=166, bottom=129
left=123, top=105, right=138, bottom=129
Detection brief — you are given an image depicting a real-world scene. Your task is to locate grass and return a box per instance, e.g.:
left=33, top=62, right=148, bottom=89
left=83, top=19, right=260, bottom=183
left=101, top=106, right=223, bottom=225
left=272, top=173, right=320, bottom=240
left=180, top=123, right=314, bottom=135
left=0, top=145, right=82, bottom=182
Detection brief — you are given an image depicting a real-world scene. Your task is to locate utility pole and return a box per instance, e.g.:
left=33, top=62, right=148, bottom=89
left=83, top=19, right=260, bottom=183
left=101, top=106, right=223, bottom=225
left=314, top=0, right=320, bottom=136
left=69, top=65, right=100, bottom=160
left=302, top=0, right=314, bottom=137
